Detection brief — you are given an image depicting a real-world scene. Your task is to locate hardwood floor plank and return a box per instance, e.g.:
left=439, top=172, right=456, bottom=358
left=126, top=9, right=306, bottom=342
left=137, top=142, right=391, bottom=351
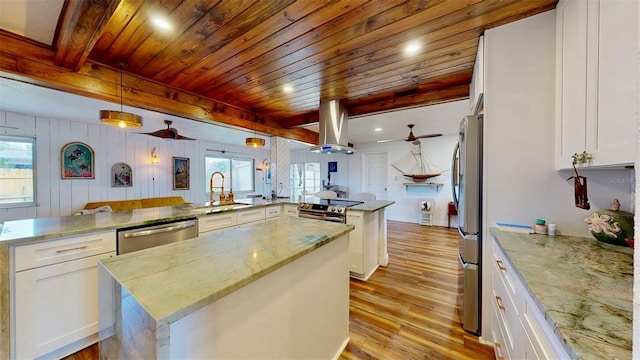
left=339, top=221, right=493, bottom=360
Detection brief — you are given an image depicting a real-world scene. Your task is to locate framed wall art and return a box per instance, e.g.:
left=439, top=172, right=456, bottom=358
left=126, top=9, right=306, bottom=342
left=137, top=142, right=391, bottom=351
left=61, top=142, right=94, bottom=179
left=173, top=157, right=190, bottom=190
left=111, top=162, right=132, bottom=187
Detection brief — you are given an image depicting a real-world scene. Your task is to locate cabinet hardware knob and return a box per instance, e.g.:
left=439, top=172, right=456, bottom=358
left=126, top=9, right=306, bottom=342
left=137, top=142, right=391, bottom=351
left=55, top=245, right=88, bottom=253
left=496, top=260, right=507, bottom=271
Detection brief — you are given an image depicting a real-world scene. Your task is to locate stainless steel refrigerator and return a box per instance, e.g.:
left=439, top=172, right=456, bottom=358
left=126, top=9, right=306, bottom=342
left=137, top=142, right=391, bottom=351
left=451, top=113, right=483, bottom=335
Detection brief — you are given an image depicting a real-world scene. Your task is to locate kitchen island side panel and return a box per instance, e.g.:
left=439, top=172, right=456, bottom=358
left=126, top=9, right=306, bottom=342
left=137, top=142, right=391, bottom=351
left=99, top=235, right=349, bottom=360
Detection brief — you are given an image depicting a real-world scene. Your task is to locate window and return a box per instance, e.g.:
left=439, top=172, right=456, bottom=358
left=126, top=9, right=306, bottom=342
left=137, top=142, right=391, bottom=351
left=0, top=135, right=36, bottom=207
left=290, top=162, right=320, bottom=201
left=205, top=156, right=254, bottom=194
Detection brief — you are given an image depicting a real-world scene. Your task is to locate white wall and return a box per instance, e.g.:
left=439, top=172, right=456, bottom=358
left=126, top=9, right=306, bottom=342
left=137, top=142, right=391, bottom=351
left=0, top=110, right=270, bottom=222
left=351, top=135, right=459, bottom=226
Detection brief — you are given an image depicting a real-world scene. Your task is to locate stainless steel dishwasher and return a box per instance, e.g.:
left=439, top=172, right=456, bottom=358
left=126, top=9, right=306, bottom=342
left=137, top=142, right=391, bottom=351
left=117, top=218, right=198, bottom=254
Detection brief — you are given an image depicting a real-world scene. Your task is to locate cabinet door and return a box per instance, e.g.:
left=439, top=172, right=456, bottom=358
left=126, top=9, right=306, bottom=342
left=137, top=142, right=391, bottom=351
left=555, top=0, right=589, bottom=167
left=593, top=0, right=637, bottom=166
left=346, top=213, right=364, bottom=274
left=14, top=251, right=115, bottom=359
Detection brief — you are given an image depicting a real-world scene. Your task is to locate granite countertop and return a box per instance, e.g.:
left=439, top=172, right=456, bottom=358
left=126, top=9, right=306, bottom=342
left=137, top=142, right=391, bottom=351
left=99, top=217, right=354, bottom=324
left=0, top=198, right=394, bottom=245
left=490, top=228, right=632, bottom=360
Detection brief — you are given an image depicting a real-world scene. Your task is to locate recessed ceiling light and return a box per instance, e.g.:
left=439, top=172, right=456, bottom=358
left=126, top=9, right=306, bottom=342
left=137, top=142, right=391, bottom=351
left=283, top=85, right=294, bottom=93
left=404, top=41, right=421, bottom=56
left=374, top=128, right=382, bottom=132
left=152, top=17, right=172, bottom=30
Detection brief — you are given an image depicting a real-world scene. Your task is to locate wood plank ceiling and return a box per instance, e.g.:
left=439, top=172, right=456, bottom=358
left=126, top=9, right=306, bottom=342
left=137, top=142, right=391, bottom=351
left=0, top=0, right=557, bottom=144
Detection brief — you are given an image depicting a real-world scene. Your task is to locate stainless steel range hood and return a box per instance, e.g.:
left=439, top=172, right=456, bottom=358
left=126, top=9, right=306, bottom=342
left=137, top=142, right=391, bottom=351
left=309, top=99, right=355, bottom=154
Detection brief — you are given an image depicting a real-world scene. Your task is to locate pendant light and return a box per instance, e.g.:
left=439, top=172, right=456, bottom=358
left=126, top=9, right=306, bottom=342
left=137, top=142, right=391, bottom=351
left=100, top=64, right=143, bottom=129
left=245, top=118, right=265, bottom=147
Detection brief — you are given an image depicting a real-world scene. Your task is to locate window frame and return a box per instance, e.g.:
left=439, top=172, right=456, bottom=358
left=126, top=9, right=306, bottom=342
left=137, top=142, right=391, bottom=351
left=0, top=135, right=37, bottom=208
left=290, top=162, right=320, bottom=201
left=204, top=154, right=255, bottom=195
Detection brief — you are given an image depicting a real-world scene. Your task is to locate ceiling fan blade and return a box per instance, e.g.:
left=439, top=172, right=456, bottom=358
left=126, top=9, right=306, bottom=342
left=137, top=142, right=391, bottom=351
left=134, top=121, right=196, bottom=140
left=376, top=138, right=403, bottom=143
left=174, top=134, right=196, bottom=141
left=414, top=133, right=443, bottom=139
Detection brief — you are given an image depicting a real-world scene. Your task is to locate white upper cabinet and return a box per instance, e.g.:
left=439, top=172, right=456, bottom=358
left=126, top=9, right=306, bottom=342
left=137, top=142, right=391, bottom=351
left=469, top=36, right=484, bottom=114
left=555, top=0, right=638, bottom=169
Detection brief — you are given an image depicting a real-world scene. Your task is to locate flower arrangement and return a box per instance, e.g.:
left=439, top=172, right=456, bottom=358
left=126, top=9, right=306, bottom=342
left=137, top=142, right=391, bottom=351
left=571, top=151, right=592, bottom=166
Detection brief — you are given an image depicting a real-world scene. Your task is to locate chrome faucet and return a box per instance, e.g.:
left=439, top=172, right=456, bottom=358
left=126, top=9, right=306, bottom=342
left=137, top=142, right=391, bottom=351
left=209, top=171, right=226, bottom=204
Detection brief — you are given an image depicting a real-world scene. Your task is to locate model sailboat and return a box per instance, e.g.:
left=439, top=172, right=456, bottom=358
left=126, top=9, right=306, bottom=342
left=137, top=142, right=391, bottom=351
left=392, top=141, right=442, bottom=182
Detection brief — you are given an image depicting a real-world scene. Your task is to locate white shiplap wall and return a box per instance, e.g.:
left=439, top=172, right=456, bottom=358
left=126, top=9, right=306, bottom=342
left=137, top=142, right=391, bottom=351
left=0, top=110, right=270, bottom=222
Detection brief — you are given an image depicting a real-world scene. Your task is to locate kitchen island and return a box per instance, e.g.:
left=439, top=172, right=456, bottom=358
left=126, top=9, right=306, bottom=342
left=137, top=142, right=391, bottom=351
left=98, top=217, right=354, bottom=359
left=0, top=198, right=389, bottom=359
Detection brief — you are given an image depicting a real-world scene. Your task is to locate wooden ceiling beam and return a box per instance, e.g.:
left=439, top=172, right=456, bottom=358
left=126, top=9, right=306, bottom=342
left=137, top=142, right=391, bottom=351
left=278, top=70, right=472, bottom=128
left=54, top=0, right=120, bottom=71
left=0, top=31, right=318, bottom=145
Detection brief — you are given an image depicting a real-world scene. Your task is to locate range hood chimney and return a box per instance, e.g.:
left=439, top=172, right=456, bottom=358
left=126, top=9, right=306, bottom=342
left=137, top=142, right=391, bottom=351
left=309, top=99, right=356, bottom=154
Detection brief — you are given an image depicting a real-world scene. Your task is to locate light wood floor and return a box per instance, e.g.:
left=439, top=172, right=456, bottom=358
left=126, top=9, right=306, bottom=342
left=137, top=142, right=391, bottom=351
left=340, top=221, right=494, bottom=360
left=64, top=221, right=493, bottom=360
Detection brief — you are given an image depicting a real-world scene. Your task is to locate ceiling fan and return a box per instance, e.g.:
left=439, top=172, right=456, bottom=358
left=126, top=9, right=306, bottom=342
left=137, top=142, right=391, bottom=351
left=136, top=120, right=196, bottom=140
left=377, top=124, right=442, bottom=144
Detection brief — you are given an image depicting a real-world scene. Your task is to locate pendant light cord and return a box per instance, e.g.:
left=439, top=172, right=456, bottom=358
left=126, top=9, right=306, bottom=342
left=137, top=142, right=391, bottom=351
left=119, top=65, right=124, bottom=112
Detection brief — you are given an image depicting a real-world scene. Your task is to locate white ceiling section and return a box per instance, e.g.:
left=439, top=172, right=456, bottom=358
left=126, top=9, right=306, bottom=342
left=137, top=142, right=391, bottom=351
left=0, top=0, right=64, bottom=45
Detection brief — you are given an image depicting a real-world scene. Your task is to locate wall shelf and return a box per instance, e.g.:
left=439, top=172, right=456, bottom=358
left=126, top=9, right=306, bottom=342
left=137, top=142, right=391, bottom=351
left=403, top=183, right=444, bottom=192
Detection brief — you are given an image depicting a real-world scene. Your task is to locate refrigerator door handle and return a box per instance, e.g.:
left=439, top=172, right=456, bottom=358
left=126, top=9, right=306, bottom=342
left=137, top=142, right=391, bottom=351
left=451, top=141, right=460, bottom=211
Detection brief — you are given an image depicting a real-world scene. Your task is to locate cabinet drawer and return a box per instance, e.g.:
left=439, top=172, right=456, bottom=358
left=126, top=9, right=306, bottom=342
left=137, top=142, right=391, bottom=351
left=198, top=213, right=237, bottom=234
left=283, top=205, right=299, bottom=217
left=265, top=205, right=281, bottom=219
left=492, top=243, right=519, bottom=303
left=237, top=208, right=266, bottom=225
left=492, top=303, right=512, bottom=360
left=15, top=231, right=116, bottom=272
left=521, top=293, right=570, bottom=359
left=493, top=271, right=519, bottom=356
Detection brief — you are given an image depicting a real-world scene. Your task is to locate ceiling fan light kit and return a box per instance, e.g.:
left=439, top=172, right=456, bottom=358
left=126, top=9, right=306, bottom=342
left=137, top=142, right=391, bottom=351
left=99, top=65, right=143, bottom=129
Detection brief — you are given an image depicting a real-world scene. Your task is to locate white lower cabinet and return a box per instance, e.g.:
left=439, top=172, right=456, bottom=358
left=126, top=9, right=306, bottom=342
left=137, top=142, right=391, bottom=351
left=12, top=231, right=116, bottom=360
left=198, top=213, right=238, bottom=235
left=346, top=210, right=378, bottom=280
left=237, top=208, right=266, bottom=225
left=265, top=205, right=281, bottom=220
left=283, top=204, right=299, bottom=217
left=490, top=235, right=569, bottom=360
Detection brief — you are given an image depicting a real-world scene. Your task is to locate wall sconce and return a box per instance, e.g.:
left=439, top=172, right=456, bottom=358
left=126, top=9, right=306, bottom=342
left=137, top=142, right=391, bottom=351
left=151, top=146, right=159, bottom=163
left=256, top=159, right=270, bottom=172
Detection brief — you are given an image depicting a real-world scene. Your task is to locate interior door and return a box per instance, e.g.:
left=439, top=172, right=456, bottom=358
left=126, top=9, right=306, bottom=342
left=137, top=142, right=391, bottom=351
left=363, top=153, right=388, bottom=200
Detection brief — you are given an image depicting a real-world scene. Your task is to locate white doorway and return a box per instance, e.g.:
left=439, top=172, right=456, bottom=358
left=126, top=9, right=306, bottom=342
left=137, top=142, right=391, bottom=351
left=363, top=153, right=388, bottom=200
